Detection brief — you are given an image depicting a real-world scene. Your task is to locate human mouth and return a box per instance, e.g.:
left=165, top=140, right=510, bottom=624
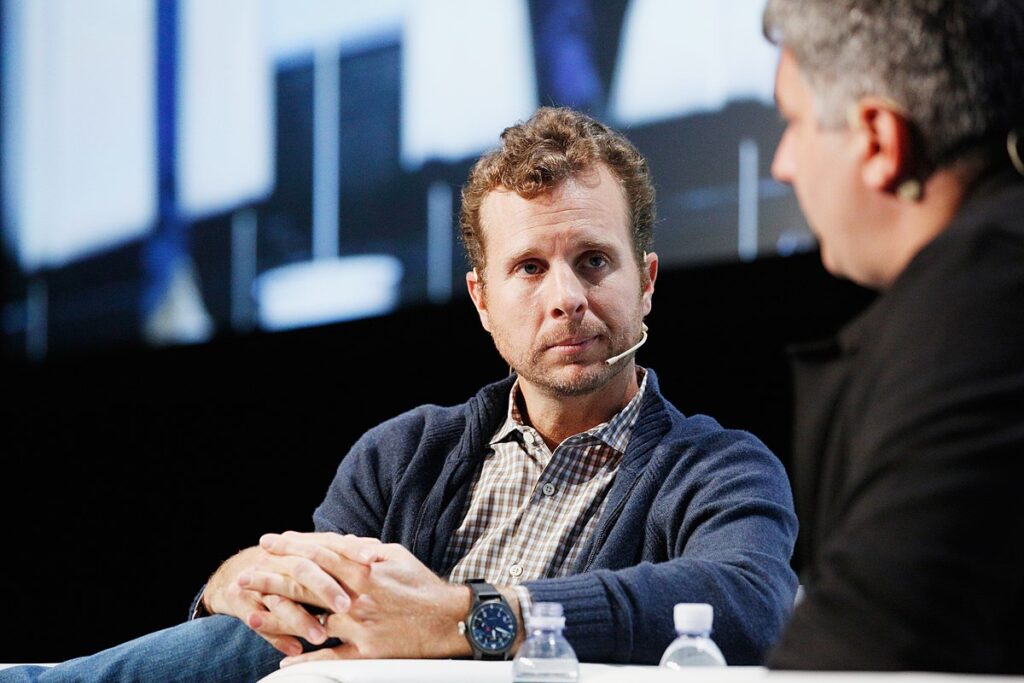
left=547, top=336, right=598, bottom=354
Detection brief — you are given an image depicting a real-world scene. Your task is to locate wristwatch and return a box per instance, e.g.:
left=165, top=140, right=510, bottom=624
left=459, top=579, right=518, bottom=660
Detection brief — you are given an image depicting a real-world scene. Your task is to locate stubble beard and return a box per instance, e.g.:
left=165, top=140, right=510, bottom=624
left=517, top=348, right=628, bottom=397
left=492, top=315, right=643, bottom=398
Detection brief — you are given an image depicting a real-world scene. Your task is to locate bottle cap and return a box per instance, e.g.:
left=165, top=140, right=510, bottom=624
left=527, top=602, right=566, bottom=629
left=673, top=603, right=713, bottom=634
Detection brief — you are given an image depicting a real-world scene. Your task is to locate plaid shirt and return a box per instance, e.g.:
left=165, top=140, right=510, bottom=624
left=444, top=368, right=647, bottom=588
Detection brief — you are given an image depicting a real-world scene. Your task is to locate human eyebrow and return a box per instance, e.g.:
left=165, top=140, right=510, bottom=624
left=572, top=237, right=619, bottom=256
left=503, top=247, right=540, bottom=268
left=502, top=238, right=619, bottom=270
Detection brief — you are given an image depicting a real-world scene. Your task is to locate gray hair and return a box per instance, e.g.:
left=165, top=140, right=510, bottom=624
left=763, top=0, right=1024, bottom=171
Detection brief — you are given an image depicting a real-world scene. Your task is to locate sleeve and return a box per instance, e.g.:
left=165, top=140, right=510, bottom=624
left=188, top=584, right=209, bottom=620
left=311, top=409, right=428, bottom=538
left=769, top=229, right=1024, bottom=671
left=525, top=430, right=799, bottom=666
left=184, top=410, right=433, bottom=621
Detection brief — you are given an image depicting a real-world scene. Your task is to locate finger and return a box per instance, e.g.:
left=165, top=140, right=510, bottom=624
left=263, top=532, right=383, bottom=565
left=247, top=601, right=320, bottom=640
left=237, top=601, right=305, bottom=656
left=260, top=536, right=369, bottom=603
left=225, top=586, right=270, bottom=618
left=281, top=531, right=382, bottom=549
left=341, top=538, right=390, bottom=564
left=315, top=606, right=379, bottom=659
left=260, top=632, right=305, bottom=658
left=238, top=569, right=318, bottom=607
left=346, top=593, right=379, bottom=622
left=261, top=594, right=329, bottom=645
left=251, top=551, right=353, bottom=614
left=330, top=535, right=385, bottom=564
left=279, top=642, right=362, bottom=667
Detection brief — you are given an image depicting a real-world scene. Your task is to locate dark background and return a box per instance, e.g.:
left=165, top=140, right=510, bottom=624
left=0, top=1, right=876, bottom=665
left=1, top=250, right=873, bottom=663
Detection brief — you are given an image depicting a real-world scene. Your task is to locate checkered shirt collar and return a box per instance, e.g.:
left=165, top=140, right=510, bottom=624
left=490, top=367, right=648, bottom=454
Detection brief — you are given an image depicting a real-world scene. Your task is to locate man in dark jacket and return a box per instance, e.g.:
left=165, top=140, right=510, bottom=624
left=0, top=108, right=797, bottom=682
left=195, top=107, right=797, bottom=669
left=763, top=0, right=1024, bottom=673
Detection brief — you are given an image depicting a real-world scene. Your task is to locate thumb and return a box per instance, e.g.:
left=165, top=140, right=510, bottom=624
left=280, top=642, right=359, bottom=667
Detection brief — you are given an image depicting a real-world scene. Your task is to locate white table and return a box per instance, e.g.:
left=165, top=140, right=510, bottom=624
left=257, top=660, right=1022, bottom=683
left=2, top=661, right=1018, bottom=681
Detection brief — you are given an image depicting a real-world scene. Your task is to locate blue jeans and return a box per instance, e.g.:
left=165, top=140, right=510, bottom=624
left=0, top=616, right=283, bottom=682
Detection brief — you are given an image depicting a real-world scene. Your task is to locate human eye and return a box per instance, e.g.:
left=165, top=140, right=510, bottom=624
left=581, top=252, right=609, bottom=269
left=515, top=261, right=544, bottom=276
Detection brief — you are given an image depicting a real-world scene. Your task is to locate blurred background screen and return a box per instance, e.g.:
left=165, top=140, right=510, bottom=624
left=1, top=0, right=810, bottom=362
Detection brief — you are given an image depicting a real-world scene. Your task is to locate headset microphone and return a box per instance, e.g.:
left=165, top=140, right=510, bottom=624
left=605, top=323, right=648, bottom=365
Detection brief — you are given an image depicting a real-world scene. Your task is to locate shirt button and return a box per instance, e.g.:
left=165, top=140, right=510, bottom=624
left=509, top=564, right=524, bottom=577
left=524, top=432, right=535, bottom=445
left=541, top=482, right=557, bottom=496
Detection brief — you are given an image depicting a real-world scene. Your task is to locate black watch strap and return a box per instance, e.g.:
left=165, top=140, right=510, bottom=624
left=468, top=578, right=502, bottom=604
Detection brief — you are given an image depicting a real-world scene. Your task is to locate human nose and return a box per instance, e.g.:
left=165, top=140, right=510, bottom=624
left=546, top=262, right=587, bottom=321
left=771, top=129, right=795, bottom=183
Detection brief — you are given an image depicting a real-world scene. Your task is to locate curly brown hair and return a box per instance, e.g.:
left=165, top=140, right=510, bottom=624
left=459, top=107, right=655, bottom=276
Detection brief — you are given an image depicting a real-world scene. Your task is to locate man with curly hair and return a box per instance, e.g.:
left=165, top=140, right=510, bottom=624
left=2, top=108, right=797, bottom=682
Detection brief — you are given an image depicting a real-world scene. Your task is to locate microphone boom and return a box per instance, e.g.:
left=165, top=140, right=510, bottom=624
left=605, top=323, right=649, bottom=365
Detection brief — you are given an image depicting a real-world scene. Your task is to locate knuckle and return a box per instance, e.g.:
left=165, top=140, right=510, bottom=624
left=294, top=558, right=316, bottom=579
left=250, top=616, right=272, bottom=633
left=312, top=547, right=335, bottom=568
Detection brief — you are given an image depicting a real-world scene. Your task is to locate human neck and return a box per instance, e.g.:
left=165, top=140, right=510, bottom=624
left=867, top=169, right=971, bottom=288
left=516, top=364, right=640, bottom=450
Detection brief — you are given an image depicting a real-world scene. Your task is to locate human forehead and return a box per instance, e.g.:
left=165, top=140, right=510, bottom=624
left=774, top=49, right=814, bottom=117
left=478, top=165, right=631, bottom=255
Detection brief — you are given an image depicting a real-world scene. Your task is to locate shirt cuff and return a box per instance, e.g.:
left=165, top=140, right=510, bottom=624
left=514, top=585, right=533, bottom=624
left=188, top=584, right=210, bottom=621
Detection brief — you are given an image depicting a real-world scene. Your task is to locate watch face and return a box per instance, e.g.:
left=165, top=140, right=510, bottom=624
left=469, top=601, right=517, bottom=653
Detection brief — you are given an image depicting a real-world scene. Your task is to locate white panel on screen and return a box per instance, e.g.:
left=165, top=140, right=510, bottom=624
left=2, top=0, right=156, bottom=272
left=265, top=0, right=406, bottom=60
left=401, top=0, right=537, bottom=169
left=255, top=0, right=411, bottom=333
left=177, top=0, right=274, bottom=219
left=255, top=255, right=404, bottom=331
left=609, top=0, right=778, bottom=126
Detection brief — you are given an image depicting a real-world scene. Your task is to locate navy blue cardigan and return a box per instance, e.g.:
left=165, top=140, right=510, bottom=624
left=313, top=370, right=797, bottom=665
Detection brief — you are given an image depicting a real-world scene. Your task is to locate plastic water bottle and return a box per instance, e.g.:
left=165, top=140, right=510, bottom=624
left=512, top=602, right=579, bottom=682
left=659, top=603, right=726, bottom=669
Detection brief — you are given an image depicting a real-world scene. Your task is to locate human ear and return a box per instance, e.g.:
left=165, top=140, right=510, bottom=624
left=466, top=268, right=491, bottom=332
left=641, top=252, right=658, bottom=316
left=850, top=99, right=919, bottom=199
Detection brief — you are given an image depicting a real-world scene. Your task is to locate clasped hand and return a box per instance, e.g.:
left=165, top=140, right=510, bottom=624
left=209, top=531, right=472, bottom=665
